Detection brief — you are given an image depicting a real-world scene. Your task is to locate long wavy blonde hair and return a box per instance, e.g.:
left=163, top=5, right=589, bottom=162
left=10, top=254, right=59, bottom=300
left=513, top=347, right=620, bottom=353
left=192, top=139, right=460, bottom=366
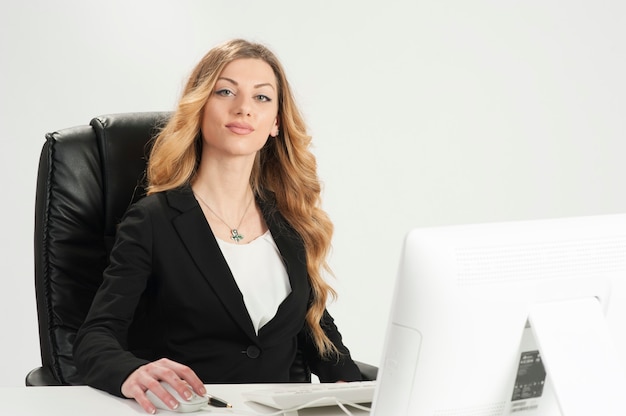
left=146, top=39, right=338, bottom=357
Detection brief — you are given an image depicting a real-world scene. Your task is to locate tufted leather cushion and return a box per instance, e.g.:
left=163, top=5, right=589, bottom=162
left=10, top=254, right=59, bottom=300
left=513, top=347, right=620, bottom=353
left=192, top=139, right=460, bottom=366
left=32, top=112, right=169, bottom=385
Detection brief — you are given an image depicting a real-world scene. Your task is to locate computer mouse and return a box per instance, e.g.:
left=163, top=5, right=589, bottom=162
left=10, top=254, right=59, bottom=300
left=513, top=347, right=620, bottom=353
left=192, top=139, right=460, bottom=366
left=145, top=381, right=209, bottom=413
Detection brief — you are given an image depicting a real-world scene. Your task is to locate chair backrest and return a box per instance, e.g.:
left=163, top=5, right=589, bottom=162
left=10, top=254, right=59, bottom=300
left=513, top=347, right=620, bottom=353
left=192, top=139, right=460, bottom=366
left=32, top=112, right=170, bottom=385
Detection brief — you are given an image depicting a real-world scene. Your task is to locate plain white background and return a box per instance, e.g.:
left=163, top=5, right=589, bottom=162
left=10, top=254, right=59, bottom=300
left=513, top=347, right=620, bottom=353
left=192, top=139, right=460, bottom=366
left=1, top=0, right=625, bottom=387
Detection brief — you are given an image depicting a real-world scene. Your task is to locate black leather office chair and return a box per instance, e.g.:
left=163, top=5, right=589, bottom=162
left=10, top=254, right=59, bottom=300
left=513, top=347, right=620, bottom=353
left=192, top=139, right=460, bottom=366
left=26, top=112, right=377, bottom=386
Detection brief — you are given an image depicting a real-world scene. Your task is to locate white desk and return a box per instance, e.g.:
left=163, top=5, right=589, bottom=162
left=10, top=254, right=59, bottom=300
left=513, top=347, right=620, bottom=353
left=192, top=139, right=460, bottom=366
left=1, top=384, right=370, bottom=416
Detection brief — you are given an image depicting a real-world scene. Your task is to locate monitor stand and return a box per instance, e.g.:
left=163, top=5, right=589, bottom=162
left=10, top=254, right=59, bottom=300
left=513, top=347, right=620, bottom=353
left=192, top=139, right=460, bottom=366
left=526, top=297, right=626, bottom=416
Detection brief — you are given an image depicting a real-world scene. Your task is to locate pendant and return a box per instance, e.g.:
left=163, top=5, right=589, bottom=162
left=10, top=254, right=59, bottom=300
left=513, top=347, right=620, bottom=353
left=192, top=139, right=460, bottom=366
left=230, top=229, right=244, bottom=243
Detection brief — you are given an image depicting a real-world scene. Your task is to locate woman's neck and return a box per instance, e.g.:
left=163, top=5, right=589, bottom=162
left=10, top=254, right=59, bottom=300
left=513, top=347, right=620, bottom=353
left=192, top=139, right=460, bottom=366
left=191, top=156, right=266, bottom=243
left=191, top=157, right=255, bottom=213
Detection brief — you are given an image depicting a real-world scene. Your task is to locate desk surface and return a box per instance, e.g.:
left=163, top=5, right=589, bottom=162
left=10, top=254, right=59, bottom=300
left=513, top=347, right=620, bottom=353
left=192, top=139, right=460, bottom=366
left=1, top=384, right=370, bottom=416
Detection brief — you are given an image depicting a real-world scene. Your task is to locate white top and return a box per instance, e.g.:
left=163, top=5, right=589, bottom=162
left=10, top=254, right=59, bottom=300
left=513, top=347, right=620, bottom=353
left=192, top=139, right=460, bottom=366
left=217, top=230, right=291, bottom=334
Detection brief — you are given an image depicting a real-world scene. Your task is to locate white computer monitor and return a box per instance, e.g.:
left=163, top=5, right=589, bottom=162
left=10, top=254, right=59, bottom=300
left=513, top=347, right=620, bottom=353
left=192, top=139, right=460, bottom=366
left=371, top=213, right=626, bottom=416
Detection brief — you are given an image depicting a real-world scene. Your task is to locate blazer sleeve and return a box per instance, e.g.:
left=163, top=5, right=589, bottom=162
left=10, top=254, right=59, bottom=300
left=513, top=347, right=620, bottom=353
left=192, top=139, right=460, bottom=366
left=73, top=201, right=154, bottom=396
left=299, top=310, right=363, bottom=382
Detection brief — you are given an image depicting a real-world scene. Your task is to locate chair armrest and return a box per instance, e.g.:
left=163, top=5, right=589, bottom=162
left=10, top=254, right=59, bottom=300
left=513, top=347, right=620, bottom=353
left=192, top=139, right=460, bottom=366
left=355, top=360, right=378, bottom=381
left=25, top=366, right=63, bottom=386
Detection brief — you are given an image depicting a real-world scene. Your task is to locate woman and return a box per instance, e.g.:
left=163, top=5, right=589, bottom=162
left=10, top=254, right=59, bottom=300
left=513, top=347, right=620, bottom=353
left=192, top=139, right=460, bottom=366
left=73, top=39, right=361, bottom=414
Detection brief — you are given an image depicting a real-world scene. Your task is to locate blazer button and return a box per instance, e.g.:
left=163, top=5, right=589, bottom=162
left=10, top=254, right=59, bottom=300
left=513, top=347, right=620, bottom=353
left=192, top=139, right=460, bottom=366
left=246, top=345, right=261, bottom=359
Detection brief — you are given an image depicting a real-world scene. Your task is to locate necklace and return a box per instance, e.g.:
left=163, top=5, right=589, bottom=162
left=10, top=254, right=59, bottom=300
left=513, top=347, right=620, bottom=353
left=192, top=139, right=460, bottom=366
left=194, top=192, right=254, bottom=243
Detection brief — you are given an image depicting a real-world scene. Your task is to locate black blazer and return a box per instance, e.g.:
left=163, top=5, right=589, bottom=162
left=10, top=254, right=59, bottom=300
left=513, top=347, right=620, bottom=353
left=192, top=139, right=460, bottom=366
left=73, top=186, right=361, bottom=396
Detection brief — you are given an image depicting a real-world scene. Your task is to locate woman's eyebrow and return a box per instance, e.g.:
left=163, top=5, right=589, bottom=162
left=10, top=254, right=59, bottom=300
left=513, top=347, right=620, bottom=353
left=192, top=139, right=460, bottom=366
left=254, top=82, right=276, bottom=90
left=217, top=77, right=275, bottom=90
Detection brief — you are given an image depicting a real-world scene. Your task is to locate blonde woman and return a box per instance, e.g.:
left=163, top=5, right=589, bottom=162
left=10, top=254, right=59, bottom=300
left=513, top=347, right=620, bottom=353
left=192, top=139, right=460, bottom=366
left=74, top=39, right=361, bottom=414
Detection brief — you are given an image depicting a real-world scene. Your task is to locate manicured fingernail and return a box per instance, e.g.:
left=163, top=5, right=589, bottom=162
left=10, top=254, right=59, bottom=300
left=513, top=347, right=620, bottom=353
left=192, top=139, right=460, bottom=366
left=170, top=400, right=179, bottom=409
left=184, top=390, right=192, bottom=400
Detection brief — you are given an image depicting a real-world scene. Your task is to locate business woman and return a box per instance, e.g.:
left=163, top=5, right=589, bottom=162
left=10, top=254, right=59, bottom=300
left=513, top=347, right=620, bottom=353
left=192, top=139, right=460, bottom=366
left=73, top=39, right=361, bottom=414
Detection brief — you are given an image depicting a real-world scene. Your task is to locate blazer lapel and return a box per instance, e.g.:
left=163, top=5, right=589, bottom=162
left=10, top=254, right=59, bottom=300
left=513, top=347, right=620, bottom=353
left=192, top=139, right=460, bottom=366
left=165, top=187, right=257, bottom=338
left=259, top=198, right=308, bottom=296
left=257, top=197, right=311, bottom=338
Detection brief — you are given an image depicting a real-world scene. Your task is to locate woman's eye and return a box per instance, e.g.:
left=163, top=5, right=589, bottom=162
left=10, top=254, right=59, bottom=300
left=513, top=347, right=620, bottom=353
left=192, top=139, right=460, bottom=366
left=256, top=94, right=272, bottom=102
left=215, top=89, right=234, bottom=97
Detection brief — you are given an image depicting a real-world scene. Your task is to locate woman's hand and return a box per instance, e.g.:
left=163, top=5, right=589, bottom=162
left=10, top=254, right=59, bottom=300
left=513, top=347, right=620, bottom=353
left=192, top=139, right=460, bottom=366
left=121, top=358, right=206, bottom=414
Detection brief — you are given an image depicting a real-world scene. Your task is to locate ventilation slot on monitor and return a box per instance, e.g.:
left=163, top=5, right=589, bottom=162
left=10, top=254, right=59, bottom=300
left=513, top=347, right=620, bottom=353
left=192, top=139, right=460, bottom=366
left=455, top=237, right=626, bottom=285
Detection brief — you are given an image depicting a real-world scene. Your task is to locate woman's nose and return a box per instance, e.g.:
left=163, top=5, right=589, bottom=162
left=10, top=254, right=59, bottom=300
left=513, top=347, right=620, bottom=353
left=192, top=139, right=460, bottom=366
left=234, top=95, right=252, bottom=116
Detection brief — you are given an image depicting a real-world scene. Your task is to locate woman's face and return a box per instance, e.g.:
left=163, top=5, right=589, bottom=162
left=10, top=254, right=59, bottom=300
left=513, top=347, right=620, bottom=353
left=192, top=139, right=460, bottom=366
left=200, top=58, right=279, bottom=160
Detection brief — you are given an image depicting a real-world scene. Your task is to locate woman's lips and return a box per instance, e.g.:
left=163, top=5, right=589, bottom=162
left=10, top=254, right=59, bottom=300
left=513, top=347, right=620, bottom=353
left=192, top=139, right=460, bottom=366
left=226, top=122, right=254, bottom=135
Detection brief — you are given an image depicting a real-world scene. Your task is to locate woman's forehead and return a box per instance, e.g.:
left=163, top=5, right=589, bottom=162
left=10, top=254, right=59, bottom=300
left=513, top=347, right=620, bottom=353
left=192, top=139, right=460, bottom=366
left=217, top=58, right=277, bottom=87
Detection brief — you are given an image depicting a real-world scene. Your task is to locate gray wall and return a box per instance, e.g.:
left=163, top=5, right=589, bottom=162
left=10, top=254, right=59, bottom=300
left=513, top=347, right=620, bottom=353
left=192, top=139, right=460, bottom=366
left=1, top=0, right=625, bottom=386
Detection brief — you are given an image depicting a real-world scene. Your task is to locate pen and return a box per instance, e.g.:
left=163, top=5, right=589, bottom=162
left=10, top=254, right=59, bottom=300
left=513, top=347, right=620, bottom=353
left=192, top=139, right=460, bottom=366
left=207, top=394, right=232, bottom=408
